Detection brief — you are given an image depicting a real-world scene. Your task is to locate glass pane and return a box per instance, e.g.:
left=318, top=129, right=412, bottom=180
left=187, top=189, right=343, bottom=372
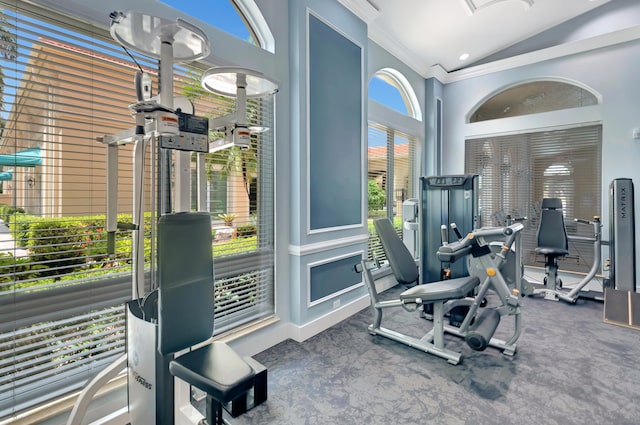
left=367, top=122, right=417, bottom=264
left=392, top=134, right=413, bottom=221
left=465, top=125, right=602, bottom=273
left=159, top=0, right=256, bottom=45
left=367, top=124, right=388, bottom=219
left=368, top=75, right=409, bottom=115
left=0, top=4, right=275, bottom=417
left=470, top=81, right=598, bottom=122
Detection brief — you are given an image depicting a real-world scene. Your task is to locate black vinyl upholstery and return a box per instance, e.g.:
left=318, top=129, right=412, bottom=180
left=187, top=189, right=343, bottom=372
left=156, top=213, right=255, bottom=424
left=169, top=342, right=254, bottom=402
left=157, top=212, right=215, bottom=355
left=374, top=217, right=480, bottom=301
left=400, top=276, right=480, bottom=303
left=535, top=198, right=569, bottom=257
left=374, top=218, right=419, bottom=286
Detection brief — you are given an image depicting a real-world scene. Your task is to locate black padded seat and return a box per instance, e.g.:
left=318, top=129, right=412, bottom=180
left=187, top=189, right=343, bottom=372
left=400, top=276, right=480, bottom=303
left=535, top=246, right=569, bottom=256
left=169, top=341, right=255, bottom=403
left=535, top=198, right=569, bottom=257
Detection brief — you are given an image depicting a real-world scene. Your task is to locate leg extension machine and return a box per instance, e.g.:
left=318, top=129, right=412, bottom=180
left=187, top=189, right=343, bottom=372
left=358, top=220, right=524, bottom=365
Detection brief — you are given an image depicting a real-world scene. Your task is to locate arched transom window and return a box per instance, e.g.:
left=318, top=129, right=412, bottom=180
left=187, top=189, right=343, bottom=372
left=469, top=80, right=599, bottom=123
left=159, top=0, right=274, bottom=52
left=368, top=68, right=422, bottom=121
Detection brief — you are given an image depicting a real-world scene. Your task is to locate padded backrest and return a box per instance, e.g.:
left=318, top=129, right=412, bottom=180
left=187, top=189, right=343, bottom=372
left=157, top=212, right=214, bottom=355
left=374, top=218, right=419, bottom=286
left=537, top=198, right=569, bottom=251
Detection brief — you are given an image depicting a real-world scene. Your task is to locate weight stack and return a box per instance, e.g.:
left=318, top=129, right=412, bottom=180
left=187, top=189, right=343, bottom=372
left=609, top=178, right=636, bottom=292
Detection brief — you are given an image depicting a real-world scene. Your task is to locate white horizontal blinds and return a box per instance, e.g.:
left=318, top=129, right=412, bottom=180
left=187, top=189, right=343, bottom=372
left=367, top=122, right=389, bottom=263
left=391, top=129, right=416, bottom=221
left=529, top=126, right=602, bottom=272
left=0, top=2, right=275, bottom=417
left=465, top=125, right=602, bottom=273
left=174, top=63, right=275, bottom=333
left=0, top=3, right=148, bottom=417
left=367, top=121, right=417, bottom=263
left=212, top=90, right=275, bottom=332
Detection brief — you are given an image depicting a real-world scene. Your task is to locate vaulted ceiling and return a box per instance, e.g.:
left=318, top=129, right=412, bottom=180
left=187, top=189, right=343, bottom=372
left=338, top=0, right=640, bottom=77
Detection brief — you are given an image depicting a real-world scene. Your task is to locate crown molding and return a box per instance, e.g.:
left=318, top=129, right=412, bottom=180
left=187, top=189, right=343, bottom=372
left=424, top=64, right=450, bottom=82
left=367, top=25, right=436, bottom=77
left=337, top=0, right=381, bottom=23
left=437, top=24, right=640, bottom=83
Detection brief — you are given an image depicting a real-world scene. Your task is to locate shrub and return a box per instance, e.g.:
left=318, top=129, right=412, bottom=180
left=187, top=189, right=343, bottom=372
left=0, top=204, right=25, bottom=224
left=24, top=217, right=87, bottom=277
left=368, top=179, right=386, bottom=212
left=235, top=224, right=257, bottom=238
left=214, top=236, right=257, bottom=256
left=0, top=253, right=44, bottom=291
left=368, top=209, right=387, bottom=219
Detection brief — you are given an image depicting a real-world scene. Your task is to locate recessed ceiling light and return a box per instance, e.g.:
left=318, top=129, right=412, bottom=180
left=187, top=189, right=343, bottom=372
left=459, top=53, right=470, bottom=61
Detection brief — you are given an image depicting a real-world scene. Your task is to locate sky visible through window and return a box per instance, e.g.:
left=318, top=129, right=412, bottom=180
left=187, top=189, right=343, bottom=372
left=369, top=75, right=408, bottom=116
left=160, top=0, right=253, bottom=43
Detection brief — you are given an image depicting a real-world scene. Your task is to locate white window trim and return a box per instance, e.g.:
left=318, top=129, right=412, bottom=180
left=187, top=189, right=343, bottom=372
left=235, top=0, right=275, bottom=53
left=372, top=67, right=423, bottom=121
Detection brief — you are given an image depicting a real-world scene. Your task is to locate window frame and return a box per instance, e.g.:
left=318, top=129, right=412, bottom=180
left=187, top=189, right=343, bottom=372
left=369, top=68, right=422, bottom=121
left=0, top=2, right=276, bottom=418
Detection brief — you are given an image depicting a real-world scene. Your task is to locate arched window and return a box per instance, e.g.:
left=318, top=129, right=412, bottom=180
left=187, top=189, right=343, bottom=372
left=368, top=68, right=422, bottom=121
left=469, top=80, right=599, bottom=123
left=159, top=0, right=274, bottom=52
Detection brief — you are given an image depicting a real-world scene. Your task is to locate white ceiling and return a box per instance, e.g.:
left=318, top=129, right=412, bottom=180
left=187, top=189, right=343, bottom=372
left=338, top=0, right=634, bottom=76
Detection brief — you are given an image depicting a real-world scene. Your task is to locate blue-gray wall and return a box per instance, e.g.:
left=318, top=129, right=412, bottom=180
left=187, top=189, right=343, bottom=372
left=287, top=0, right=369, bottom=326
left=442, top=37, right=640, bottom=281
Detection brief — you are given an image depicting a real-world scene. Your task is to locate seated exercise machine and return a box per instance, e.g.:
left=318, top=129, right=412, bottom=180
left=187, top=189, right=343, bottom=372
left=127, top=213, right=265, bottom=425
left=525, top=198, right=603, bottom=303
left=357, top=218, right=524, bottom=365
left=67, top=11, right=276, bottom=425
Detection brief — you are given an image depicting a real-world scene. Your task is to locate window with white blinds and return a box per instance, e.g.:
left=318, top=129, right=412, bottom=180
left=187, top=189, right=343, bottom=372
left=367, top=121, right=417, bottom=261
left=0, top=2, right=275, bottom=418
left=465, top=125, right=602, bottom=272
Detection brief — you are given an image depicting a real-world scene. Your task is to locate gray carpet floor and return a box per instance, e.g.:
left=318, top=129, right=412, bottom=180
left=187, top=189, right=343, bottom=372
left=230, top=286, right=640, bottom=425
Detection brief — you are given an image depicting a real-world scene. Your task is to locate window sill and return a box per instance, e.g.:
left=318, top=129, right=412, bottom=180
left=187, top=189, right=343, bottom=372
left=1, top=374, right=126, bottom=425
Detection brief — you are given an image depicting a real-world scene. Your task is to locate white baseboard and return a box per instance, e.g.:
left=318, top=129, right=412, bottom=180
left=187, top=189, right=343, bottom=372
left=289, top=294, right=371, bottom=342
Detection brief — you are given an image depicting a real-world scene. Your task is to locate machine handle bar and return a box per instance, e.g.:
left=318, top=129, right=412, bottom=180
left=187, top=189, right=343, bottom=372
left=471, top=222, right=524, bottom=239
left=437, top=222, right=523, bottom=261
left=440, top=224, right=448, bottom=246
left=450, top=223, right=464, bottom=240
left=574, top=216, right=600, bottom=226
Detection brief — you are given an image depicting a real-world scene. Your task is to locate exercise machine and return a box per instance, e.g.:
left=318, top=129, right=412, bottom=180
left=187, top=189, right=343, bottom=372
left=67, top=10, right=277, bottom=425
left=402, top=198, right=420, bottom=259
left=604, top=178, right=639, bottom=329
left=358, top=218, right=524, bottom=365
left=525, top=198, right=604, bottom=303
left=609, top=178, right=636, bottom=292
left=420, top=174, right=479, bottom=282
